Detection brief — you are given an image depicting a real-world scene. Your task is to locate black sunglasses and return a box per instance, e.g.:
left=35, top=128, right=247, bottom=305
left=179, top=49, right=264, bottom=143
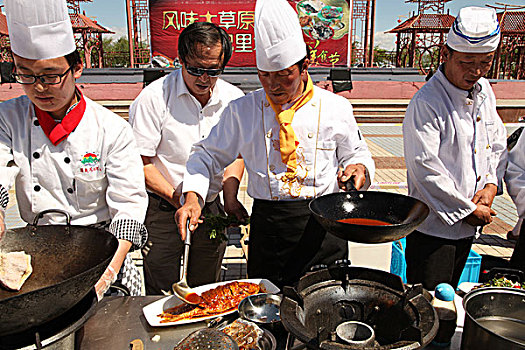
left=184, top=65, right=223, bottom=77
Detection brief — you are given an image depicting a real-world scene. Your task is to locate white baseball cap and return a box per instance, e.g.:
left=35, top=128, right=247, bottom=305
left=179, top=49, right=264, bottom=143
left=446, top=6, right=500, bottom=53
left=255, top=0, right=307, bottom=72
left=6, top=0, right=76, bottom=60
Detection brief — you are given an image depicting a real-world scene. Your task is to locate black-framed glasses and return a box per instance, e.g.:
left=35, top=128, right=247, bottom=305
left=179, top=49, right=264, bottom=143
left=12, top=65, right=74, bottom=85
left=184, top=65, right=223, bottom=77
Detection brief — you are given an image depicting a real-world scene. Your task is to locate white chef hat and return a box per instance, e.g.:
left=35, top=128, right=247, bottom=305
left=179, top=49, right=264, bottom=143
left=255, top=0, right=307, bottom=72
left=5, top=0, right=76, bottom=60
left=446, top=7, right=500, bottom=53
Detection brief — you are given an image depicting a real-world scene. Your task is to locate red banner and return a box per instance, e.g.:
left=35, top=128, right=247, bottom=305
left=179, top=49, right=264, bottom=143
left=149, top=0, right=350, bottom=68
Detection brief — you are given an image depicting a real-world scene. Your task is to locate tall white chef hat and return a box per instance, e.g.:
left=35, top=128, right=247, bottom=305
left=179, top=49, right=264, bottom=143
left=446, top=6, right=500, bottom=53
left=5, top=0, right=76, bottom=60
left=255, top=0, right=307, bottom=72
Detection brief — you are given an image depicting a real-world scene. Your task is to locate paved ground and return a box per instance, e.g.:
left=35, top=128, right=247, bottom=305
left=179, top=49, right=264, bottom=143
left=3, top=123, right=521, bottom=285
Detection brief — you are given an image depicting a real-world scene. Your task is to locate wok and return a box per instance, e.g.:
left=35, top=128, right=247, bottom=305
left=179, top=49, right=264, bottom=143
left=0, top=210, right=118, bottom=336
left=309, top=190, right=429, bottom=243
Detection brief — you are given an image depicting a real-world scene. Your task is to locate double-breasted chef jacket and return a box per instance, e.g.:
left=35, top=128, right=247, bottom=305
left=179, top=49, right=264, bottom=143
left=0, top=94, right=148, bottom=248
left=182, top=85, right=375, bottom=203
left=403, top=66, right=507, bottom=240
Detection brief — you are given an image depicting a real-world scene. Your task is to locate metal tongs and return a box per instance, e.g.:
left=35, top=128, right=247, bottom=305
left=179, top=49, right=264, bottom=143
left=170, top=220, right=203, bottom=305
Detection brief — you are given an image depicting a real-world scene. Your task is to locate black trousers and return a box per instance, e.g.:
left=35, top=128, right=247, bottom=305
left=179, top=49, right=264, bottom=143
left=141, top=194, right=226, bottom=295
left=405, top=230, right=473, bottom=290
left=510, top=220, right=525, bottom=272
left=248, top=199, right=348, bottom=289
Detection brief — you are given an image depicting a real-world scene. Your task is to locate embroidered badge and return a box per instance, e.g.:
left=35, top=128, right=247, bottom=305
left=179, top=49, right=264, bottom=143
left=80, top=152, right=102, bottom=173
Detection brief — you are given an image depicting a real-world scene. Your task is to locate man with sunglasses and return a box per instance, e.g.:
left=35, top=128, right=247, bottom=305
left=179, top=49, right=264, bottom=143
left=129, top=22, right=247, bottom=294
left=0, top=0, right=148, bottom=299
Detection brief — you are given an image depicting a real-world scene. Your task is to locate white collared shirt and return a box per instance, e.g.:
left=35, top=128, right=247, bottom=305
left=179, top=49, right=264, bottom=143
left=182, top=86, right=375, bottom=202
left=403, top=66, right=507, bottom=239
left=128, top=69, right=244, bottom=202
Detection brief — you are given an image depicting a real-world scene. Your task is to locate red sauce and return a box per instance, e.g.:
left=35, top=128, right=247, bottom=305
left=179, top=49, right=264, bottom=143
left=337, top=218, right=391, bottom=226
left=185, top=292, right=202, bottom=304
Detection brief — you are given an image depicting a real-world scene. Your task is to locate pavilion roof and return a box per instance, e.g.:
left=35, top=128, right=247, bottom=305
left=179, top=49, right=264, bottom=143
left=0, top=10, right=7, bottom=36
left=70, top=13, right=113, bottom=34
left=387, top=13, right=455, bottom=33
left=498, top=11, right=525, bottom=34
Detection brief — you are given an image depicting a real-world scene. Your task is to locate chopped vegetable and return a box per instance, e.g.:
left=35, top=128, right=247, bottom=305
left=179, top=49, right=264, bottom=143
left=476, top=276, right=524, bottom=290
left=205, top=215, right=250, bottom=242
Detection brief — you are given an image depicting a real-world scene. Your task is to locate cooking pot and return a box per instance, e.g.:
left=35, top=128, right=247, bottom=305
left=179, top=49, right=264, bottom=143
left=0, top=210, right=118, bottom=336
left=309, top=190, right=429, bottom=243
left=461, top=287, right=525, bottom=349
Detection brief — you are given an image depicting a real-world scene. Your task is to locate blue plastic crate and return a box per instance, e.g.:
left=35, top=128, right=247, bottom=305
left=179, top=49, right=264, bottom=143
left=390, top=238, right=482, bottom=286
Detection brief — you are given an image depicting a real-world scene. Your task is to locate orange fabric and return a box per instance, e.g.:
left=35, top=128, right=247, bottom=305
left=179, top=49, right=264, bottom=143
left=267, top=74, right=314, bottom=178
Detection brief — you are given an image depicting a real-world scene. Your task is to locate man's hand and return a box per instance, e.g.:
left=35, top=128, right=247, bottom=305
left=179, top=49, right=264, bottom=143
left=175, top=192, right=203, bottom=241
left=472, top=184, right=498, bottom=207
left=224, top=197, right=249, bottom=223
left=338, top=163, right=367, bottom=191
left=465, top=203, right=496, bottom=227
left=95, top=265, right=118, bottom=300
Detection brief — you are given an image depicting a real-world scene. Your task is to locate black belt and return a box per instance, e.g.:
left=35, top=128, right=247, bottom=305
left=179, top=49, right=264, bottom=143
left=148, top=192, right=176, bottom=211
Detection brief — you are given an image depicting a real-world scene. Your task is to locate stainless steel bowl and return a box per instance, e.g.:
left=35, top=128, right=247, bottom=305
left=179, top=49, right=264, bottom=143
left=238, top=293, right=282, bottom=325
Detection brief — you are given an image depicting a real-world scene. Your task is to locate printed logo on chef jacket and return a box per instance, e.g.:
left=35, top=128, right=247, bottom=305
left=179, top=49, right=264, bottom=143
left=79, top=152, right=102, bottom=173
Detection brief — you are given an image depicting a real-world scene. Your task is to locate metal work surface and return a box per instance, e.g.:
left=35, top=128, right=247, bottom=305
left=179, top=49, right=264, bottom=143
left=79, top=296, right=209, bottom=350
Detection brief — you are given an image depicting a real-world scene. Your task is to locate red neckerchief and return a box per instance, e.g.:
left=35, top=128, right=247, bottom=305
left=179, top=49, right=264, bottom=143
left=34, top=89, right=86, bottom=146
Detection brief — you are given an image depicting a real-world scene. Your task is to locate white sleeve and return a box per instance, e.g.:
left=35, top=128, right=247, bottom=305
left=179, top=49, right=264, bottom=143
left=105, top=123, right=149, bottom=249
left=403, top=98, right=476, bottom=226
left=0, top=113, right=20, bottom=211
left=128, top=83, right=167, bottom=157
left=336, top=101, right=375, bottom=188
left=182, top=104, right=242, bottom=205
left=505, top=133, right=525, bottom=218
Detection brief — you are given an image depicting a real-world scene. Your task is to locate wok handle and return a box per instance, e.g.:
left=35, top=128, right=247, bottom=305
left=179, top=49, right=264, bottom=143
left=31, top=209, right=71, bottom=234
left=343, top=175, right=357, bottom=192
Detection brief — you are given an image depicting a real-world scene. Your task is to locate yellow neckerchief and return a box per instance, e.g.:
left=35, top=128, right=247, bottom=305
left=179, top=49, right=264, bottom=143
left=266, top=74, right=314, bottom=178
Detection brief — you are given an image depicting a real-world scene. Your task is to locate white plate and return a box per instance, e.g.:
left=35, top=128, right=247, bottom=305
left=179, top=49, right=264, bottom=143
left=142, top=278, right=280, bottom=327
left=458, top=282, right=480, bottom=294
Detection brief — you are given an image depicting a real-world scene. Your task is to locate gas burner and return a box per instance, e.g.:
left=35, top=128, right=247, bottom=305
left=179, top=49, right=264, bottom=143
left=281, top=263, right=438, bottom=349
left=0, top=289, right=97, bottom=350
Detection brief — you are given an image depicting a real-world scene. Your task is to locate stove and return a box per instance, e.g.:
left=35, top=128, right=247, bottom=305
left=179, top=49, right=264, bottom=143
left=281, top=262, right=438, bottom=349
left=0, top=290, right=98, bottom=350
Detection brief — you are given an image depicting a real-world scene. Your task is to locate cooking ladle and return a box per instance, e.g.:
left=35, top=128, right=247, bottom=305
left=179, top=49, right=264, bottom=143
left=171, top=220, right=203, bottom=305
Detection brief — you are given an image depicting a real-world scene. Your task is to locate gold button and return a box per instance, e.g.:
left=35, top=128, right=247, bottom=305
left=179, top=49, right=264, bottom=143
left=264, top=102, right=270, bottom=107
left=476, top=116, right=481, bottom=122
left=266, top=130, right=272, bottom=138
left=467, top=101, right=473, bottom=105
left=474, top=148, right=477, bottom=154
left=269, top=164, right=275, bottom=171
left=272, top=196, right=279, bottom=200
left=311, top=103, right=316, bottom=107
left=308, top=132, right=314, bottom=138
left=476, top=176, right=481, bottom=182
left=486, top=144, right=490, bottom=149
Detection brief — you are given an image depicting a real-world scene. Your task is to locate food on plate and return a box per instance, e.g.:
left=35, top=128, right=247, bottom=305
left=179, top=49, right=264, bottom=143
left=159, top=281, right=261, bottom=323
left=222, top=319, right=264, bottom=350
left=298, top=0, right=325, bottom=15
left=474, top=276, right=524, bottom=290
left=309, top=22, right=334, bottom=41
left=0, top=251, right=33, bottom=291
left=320, top=6, right=343, bottom=20
left=299, top=15, right=313, bottom=28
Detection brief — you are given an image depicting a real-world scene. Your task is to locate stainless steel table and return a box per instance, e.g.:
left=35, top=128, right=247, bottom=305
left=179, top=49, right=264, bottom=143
left=79, top=296, right=208, bottom=350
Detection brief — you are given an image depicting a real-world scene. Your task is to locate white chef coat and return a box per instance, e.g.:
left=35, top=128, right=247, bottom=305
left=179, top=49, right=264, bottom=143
left=0, top=94, right=148, bottom=247
left=182, top=85, right=375, bottom=203
left=128, top=69, right=244, bottom=202
left=403, top=66, right=507, bottom=240
left=505, top=132, right=525, bottom=218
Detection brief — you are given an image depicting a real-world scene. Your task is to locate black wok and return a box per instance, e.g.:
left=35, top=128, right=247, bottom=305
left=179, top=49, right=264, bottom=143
left=309, top=190, right=429, bottom=243
left=0, top=210, right=118, bottom=336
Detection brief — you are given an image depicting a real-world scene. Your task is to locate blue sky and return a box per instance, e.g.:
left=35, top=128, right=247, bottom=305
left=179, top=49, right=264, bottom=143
left=3, top=0, right=524, bottom=50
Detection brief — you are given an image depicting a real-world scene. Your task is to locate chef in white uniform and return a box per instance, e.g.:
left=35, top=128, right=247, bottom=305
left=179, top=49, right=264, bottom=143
left=505, top=133, right=525, bottom=272
left=403, top=7, right=507, bottom=290
left=176, top=0, right=374, bottom=289
left=0, top=0, right=148, bottom=298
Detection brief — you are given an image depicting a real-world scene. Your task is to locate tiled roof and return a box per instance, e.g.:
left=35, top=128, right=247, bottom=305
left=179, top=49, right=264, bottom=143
left=70, top=13, right=113, bottom=34
left=0, top=11, right=7, bottom=36
left=498, top=11, right=525, bottom=34
left=387, top=13, right=455, bottom=33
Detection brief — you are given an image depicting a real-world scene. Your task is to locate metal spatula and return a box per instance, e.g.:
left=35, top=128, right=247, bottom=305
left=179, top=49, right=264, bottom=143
left=174, top=328, right=239, bottom=350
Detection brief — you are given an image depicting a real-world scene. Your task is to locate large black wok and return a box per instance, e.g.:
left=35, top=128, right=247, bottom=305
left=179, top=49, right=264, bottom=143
left=309, top=190, right=429, bottom=243
left=0, top=210, right=118, bottom=336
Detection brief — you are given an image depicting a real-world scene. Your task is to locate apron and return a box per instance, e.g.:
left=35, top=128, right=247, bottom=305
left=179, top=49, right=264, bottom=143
left=248, top=199, right=348, bottom=289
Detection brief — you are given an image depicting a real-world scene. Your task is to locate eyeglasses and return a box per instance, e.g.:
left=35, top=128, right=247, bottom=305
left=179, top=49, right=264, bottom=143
left=184, top=64, right=223, bottom=77
left=12, top=65, right=74, bottom=85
